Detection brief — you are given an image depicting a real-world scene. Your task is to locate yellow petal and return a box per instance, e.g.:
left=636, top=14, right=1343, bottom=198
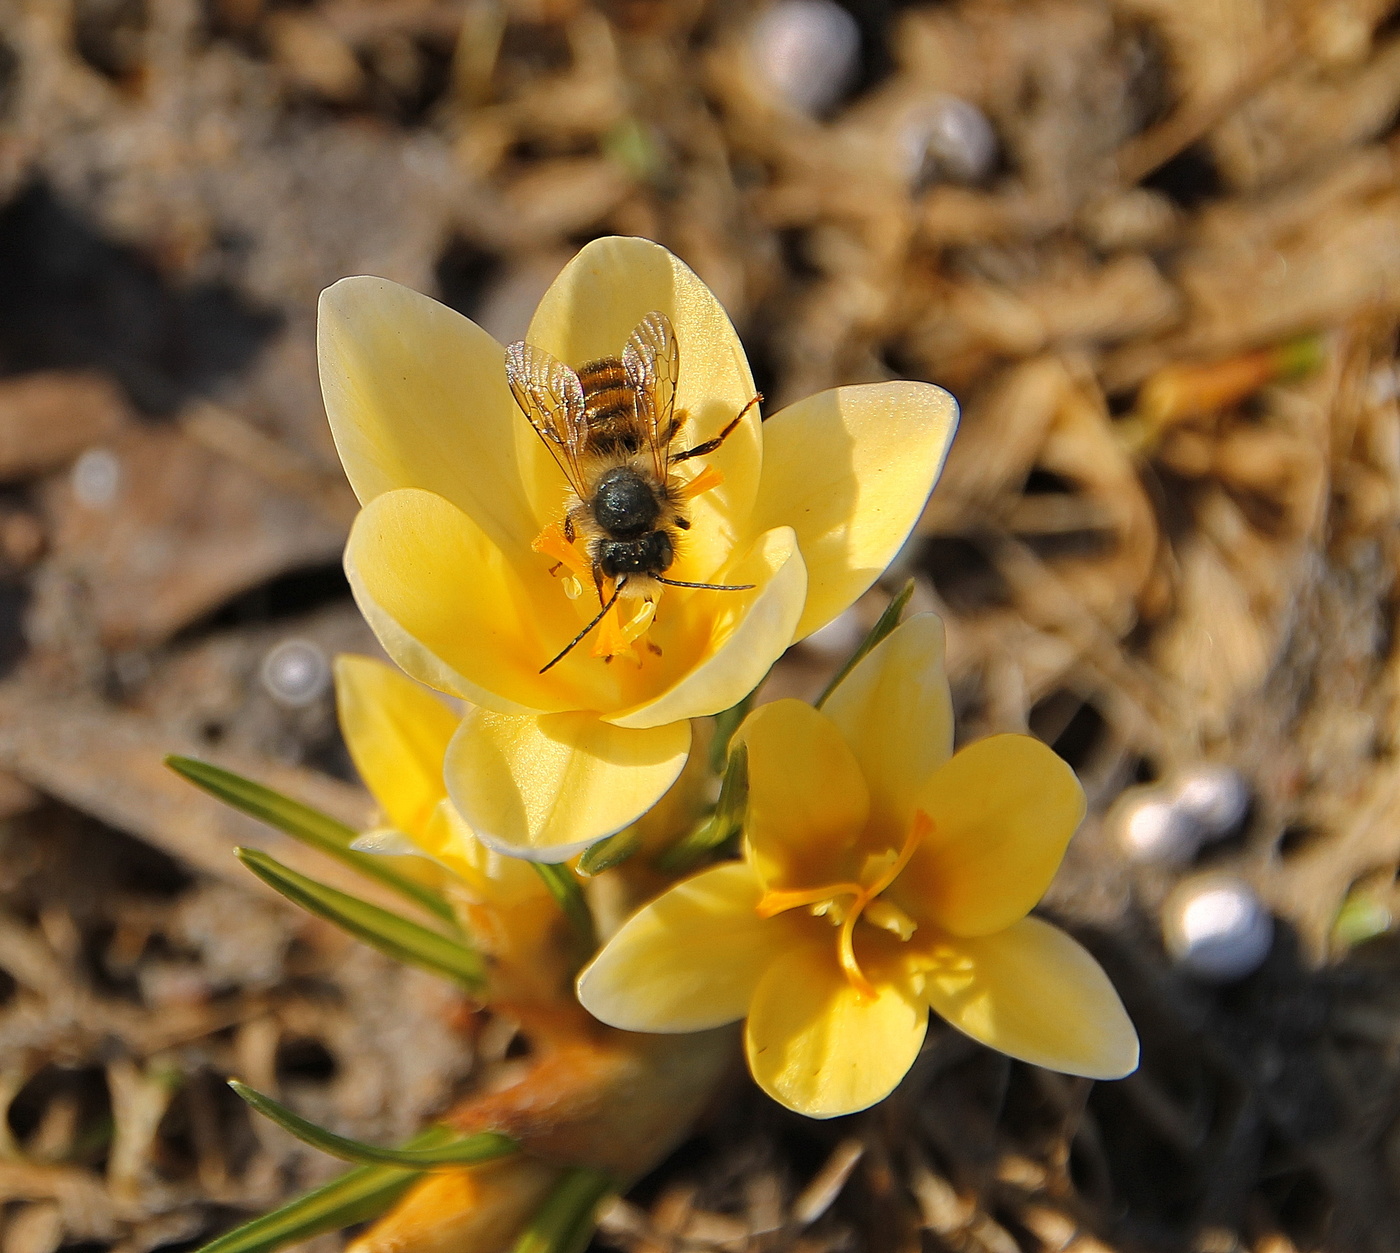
left=822, top=613, right=953, bottom=840
left=577, top=862, right=801, bottom=1032
left=918, top=917, right=1139, bottom=1079
left=747, top=382, right=958, bottom=640
left=745, top=939, right=927, bottom=1118
left=895, top=735, right=1085, bottom=938
left=333, top=655, right=460, bottom=837
left=525, top=238, right=761, bottom=577
left=414, top=799, right=548, bottom=904
left=733, top=699, right=869, bottom=892
left=318, top=276, right=548, bottom=554
left=608, top=526, right=807, bottom=730
left=346, top=488, right=616, bottom=715
left=444, top=709, right=691, bottom=859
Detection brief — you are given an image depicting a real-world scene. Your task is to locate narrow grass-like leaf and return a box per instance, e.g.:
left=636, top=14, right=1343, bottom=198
left=512, top=1166, right=616, bottom=1253
left=709, top=683, right=762, bottom=773
left=236, top=848, right=485, bottom=990
left=815, top=579, right=915, bottom=709
left=166, top=755, right=455, bottom=922
left=531, top=862, right=596, bottom=950
left=194, top=1127, right=454, bottom=1253
left=577, top=825, right=643, bottom=877
left=231, top=1081, right=516, bottom=1168
left=655, top=742, right=748, bottom=875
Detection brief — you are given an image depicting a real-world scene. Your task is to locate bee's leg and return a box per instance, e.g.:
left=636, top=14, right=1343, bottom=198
left=593, top=564, right=606, bottom=606
left=564, top=515, right=576, bottom=544
left=670, top=393, right=763, bottom=463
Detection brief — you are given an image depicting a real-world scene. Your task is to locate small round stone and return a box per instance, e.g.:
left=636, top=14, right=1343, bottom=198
left=749, top=0, right=861, bottom=118
left=1113, top=788, right=1203, bottom=865
left=260, top=638, right=331, bottom=708
left=1170, top=765, right=1250, bottom=841
left=1163, top=877, right=1274, bottom=982
left=900, top=95, right=998, bottom=187
left=71, top=447, right=122, bottom=509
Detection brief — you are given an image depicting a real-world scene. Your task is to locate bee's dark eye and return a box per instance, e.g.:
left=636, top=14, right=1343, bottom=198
left=594, top=466, right=661, bottom=538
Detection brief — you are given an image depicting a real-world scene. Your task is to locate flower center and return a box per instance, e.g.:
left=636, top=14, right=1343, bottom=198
left=755, top=811, right=931, bottom=1002
left=531, top=461, right=724, bottom=666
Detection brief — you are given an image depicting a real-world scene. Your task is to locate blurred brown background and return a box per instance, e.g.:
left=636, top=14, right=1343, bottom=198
left=2, top=0, right=1400, bottom=1250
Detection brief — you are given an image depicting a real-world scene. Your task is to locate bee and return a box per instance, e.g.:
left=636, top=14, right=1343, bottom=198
left=505, top=311, right=760, bottom=673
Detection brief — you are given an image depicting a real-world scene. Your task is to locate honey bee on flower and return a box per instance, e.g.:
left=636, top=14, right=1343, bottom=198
left=576, top=614, right=1140, bottom=1118
left=318, top=236, right=957, bottom=859
left=504, top=311, right=760, bottom=672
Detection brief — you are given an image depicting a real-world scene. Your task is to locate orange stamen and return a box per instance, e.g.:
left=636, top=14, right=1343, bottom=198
left=591, top=591, right=657, bottom=664
left=677, top=465, right=724, bottom=500
left=755, top=812, right=932, bottom=1003
left=532, top=523, right=591, bottom=581
left=756, top=881, right=864, bottom=919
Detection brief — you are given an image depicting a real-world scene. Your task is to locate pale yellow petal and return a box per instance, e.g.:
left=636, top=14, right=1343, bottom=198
left=318, top=276, right=548, bottom=553
left=524, top=237, right=761, bottom=577
left=415, top=799, right=548, bottom=904
left=577, top=862, right=801, bottom=1032
left=345, top=488, right=617, bottom=715
left=333, top=655, right=459, bottom=837
left=822, top=613, right=953, bottom=840
left=607, top=527, right=807, bottom=730
left=894, top=735, right=1085, bottom=938
left=733, top=699, right=869, bottom=892
left=919, top=917, right=1139, bottom=1079
left=747, top=382, right=958, bottom=640
left=745, top=940, right=927, bottom=1118
left=444, top=709, right=691, bottom=859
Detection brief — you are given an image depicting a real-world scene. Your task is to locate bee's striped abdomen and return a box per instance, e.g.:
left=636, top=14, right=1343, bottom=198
left=577, top=357, right=642, bottom=455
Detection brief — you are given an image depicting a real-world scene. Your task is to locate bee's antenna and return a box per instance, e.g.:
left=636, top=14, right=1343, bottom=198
left=654, top=576, right=756, bottom=591
left=540, top=580, right=626, bottom=673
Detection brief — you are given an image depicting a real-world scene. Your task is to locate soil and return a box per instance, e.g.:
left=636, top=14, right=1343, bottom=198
left=2, top=0, right=1400, bottom=1250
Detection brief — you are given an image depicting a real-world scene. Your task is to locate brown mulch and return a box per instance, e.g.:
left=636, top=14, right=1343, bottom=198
left=2, top=0, right=1400, bottom=1250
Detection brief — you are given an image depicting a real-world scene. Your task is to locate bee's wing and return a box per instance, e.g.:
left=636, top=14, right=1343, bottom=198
left=505, top=341, right=590, bottom=498
left=622, top=311, right=679, bottom=482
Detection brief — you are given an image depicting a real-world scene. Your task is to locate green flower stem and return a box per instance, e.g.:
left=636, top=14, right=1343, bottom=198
left=655, top=741, right=747, bottom=875
left=531, top=862, right=597, bottom=951
left=512, top=1166, right=617, bottom=1253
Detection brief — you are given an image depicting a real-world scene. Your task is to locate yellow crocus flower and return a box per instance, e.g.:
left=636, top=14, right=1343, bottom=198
left=318, top=236, right=957, bottom=860
left=576, top=614, right=1139, bottom=1119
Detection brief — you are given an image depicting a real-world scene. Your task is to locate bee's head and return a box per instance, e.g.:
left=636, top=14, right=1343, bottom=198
left=597, top=530, right=674, bottom=579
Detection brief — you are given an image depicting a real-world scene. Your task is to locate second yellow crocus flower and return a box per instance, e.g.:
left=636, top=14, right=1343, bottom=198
left=576, top=614, right=1139, bottom=1118
left=332, top=655, right=546, bottom=910
left=319, top=236, right=957, bottom=860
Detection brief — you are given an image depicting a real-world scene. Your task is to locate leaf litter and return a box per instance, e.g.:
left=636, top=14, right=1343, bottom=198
left=2, top=0, right=1400, bottom=1249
